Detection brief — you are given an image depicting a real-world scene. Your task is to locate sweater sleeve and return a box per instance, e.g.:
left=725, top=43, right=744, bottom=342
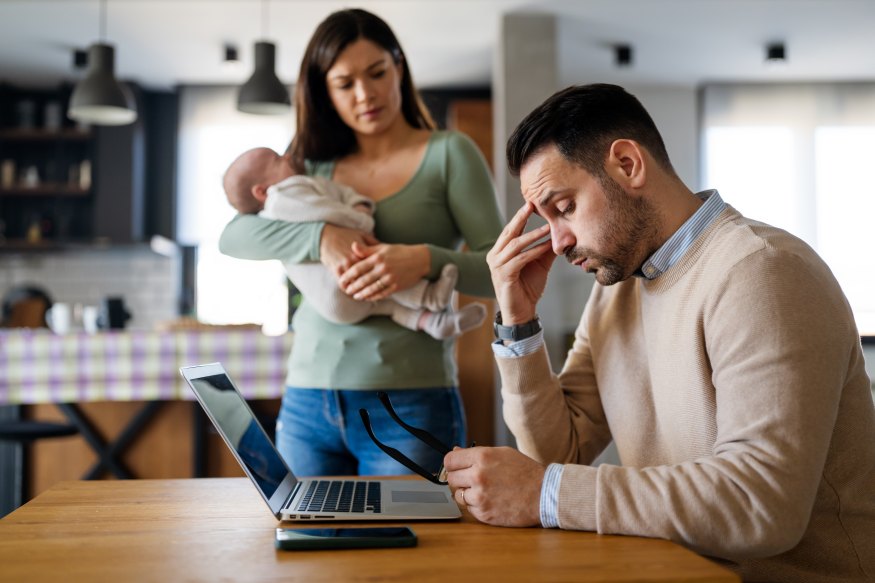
left=557, top=247, right=858, bottom=560
left=426, top=132, right=504, bottom=297
left=218, top=213, right=323, bottom=263
left=499, top=294, right=613, bottom=466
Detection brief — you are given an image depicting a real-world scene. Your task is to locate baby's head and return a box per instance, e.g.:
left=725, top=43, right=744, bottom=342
left=223, top=147, right=297, bottom=214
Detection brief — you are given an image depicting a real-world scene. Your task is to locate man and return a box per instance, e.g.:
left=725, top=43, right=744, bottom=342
left=444, top=84, right=875, bottom=582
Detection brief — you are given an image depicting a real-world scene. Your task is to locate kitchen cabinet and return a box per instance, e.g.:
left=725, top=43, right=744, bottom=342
left=0, top=83, right=147, bottom=247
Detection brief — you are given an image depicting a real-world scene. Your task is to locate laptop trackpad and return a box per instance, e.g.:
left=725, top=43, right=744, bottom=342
left=392, top=490, right=449, bottom=503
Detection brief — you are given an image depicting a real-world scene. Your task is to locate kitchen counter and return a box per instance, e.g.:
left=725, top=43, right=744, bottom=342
left=0, top=328, right=293, bottom=404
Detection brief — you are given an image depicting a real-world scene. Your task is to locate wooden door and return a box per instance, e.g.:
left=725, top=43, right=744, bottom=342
left=447, top=99, right=496, bottom=446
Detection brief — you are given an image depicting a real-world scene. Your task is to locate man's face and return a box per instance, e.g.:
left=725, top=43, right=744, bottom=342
left=519, top=144, right=657, bottom=286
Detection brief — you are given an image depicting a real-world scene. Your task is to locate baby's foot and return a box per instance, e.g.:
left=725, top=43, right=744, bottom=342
left=421, top=264, right=459, bottom=312
left=420, top=302, right=486, bottom=340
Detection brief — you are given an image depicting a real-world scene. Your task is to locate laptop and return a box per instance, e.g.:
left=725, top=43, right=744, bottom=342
left=180, top=362, right=461, bottom=522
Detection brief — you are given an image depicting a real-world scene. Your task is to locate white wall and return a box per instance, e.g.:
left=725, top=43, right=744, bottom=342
left=0, top=247, right=179, bottom=331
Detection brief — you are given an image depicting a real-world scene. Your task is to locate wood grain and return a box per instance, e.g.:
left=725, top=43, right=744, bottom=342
left=0, top=478, right=739, bottom=583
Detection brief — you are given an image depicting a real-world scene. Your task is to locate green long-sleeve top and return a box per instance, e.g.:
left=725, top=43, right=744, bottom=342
left=218, top=131, right=504, bottom=389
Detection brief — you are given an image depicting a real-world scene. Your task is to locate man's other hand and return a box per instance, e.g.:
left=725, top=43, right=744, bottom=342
left=444, top=445, right=545, bottom=527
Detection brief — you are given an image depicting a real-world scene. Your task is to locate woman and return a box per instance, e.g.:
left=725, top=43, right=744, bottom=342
left=219, top=8, right=503, bottom=477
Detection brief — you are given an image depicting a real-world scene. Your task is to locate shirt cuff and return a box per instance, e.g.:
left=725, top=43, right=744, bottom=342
left=491, top=330, right=545, bottom=358
left=540, top=463, right=564, bottom=528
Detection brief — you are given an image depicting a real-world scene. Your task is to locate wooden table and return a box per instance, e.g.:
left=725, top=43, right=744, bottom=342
left=0, top=478, right=739, bottom=582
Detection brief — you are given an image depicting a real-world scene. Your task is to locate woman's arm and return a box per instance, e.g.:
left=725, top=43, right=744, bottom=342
left=219, top=214, right=322, bottom=263
left=426, top=132, right=504, bottom=297
left=218, top=213, right=375, bottom=275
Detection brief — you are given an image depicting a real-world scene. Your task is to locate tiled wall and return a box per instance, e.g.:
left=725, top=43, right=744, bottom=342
left=0, top=246, right=180, bottom=330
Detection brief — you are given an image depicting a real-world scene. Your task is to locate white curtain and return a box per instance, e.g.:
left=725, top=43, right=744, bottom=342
left=702, top=83, right=875, bottom=336
left=176, top=86, right=295, bottom=333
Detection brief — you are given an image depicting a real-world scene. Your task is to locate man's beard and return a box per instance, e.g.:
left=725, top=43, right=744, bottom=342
left=566, top=177, right=658, bottom=286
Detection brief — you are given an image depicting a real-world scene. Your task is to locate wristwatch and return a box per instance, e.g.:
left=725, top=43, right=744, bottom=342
left=493, top=311, right=542, bottom=342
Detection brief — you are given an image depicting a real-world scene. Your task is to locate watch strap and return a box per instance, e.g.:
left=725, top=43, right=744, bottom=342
left=493, top=311, right=541, bottom=342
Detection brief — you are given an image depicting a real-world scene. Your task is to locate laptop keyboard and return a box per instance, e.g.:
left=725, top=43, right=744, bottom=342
left=297, top=480, right=381, bottom=514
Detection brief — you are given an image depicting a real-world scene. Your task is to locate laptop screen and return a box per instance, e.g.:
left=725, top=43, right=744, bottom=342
left=188, top=371, right=291, bottom=501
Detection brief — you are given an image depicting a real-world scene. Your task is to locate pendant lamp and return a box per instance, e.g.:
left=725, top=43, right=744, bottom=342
left=237, top=0, right=290, bottom=115
left=67, top=0, right=137, bottom=126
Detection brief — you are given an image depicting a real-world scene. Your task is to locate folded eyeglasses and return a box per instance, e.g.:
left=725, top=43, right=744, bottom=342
left=359, top=391, right=454, bottom=485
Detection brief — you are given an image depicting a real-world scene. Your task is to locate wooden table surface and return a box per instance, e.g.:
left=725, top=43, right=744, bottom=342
left=0, top=478, right=739, bottom=583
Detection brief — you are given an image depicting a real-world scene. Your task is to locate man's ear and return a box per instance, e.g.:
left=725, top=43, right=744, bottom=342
left=606, top=139, right=646, bottom=190
left=251, top=184, right=269, bottom=203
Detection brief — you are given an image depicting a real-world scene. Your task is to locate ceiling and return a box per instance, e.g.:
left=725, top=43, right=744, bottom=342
left=1, top=0, right=874, bottom=91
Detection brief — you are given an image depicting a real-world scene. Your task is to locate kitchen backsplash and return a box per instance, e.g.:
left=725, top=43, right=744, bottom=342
left=0, top=246, right=180, bottom=330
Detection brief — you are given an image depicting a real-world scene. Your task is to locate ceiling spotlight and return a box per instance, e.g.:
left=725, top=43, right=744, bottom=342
left=766, top=43, right=786, bottom=63
left=73, top=48, right=88, bottom=69
left=224, top=44, right=239, bottom=64
left=615, top=44, right=633, bottom=67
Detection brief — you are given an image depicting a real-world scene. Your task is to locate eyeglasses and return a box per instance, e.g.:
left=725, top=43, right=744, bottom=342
left=358, top=391, right=452, bottom=485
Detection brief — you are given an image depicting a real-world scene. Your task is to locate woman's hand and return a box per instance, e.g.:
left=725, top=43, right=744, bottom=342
left=319, top=224, right=379, bottom=277
left=338, top=242, right=431, bottom=301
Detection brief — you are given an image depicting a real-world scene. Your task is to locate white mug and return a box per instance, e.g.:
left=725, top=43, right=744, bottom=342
left=46, top=303, right=71, bottom=334
left=82, top=305, right=100, bottom=334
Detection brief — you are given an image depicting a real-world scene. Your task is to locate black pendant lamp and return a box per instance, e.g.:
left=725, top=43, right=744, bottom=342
left=237, top=0, right=290, bottom=115
left=67, top=0, right=137, bottom=126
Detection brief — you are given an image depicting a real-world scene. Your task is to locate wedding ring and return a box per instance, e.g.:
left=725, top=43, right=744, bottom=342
left=377, top=279, right=385, bottom=290
left=460, top=488, right=466, bottom=505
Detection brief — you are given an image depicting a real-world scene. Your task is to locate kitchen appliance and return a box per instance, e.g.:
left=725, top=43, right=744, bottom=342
left=97, top=297, right=132, bottom=330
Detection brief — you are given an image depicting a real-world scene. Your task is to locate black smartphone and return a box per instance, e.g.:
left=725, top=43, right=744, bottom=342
left=274, top=526, right=417, bottom=550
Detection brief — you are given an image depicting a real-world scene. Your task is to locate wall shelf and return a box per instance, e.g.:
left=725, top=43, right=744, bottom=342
left=0, top=185, right=90, bottom=197
left=0, top=128, right=91, bottom=142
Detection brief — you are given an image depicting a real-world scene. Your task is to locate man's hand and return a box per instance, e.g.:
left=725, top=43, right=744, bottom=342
left=443, top=446, right=545, bottom=527
left=319, top=224, right=378, bottom=277
left=337, top=242, right=430, bottom=301
left=486, top=203, right=555, bottom=325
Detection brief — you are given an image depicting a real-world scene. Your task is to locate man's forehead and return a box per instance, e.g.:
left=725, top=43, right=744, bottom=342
left=520, top=146, right=566, bottom=200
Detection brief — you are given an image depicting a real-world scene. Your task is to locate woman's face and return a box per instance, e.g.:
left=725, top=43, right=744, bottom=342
left=325, top=38, right=404, bottom=136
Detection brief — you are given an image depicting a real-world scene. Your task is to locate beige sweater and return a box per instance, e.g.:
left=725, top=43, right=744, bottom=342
left=500, top=206, right=875, bottom=582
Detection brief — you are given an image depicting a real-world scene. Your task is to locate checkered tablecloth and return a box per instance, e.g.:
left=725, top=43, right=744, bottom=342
left=0, top=329, right=293, bottom=404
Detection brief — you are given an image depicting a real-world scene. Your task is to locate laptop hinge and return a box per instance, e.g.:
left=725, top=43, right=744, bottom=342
left=285, top=481, right=302, bottom=510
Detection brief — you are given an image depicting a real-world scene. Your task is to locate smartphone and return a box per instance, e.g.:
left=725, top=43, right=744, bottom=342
left=274, top=526, right=417, bottom=550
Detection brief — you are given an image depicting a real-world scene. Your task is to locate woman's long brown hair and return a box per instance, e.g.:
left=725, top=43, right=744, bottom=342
left=288, top=8, right=435, bottom=172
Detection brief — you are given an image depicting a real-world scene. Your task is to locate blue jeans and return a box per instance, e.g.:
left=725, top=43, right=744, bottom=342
left=275, top=387, right=466, bottom=477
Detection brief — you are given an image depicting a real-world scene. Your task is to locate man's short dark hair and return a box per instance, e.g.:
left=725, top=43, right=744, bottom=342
left=506, top=84, right=675, bottom=179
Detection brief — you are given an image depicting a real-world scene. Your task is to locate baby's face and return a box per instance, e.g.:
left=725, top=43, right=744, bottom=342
left=256, top=149, right=296, bottom=184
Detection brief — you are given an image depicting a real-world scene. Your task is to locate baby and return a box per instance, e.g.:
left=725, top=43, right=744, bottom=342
left=222, top=147, right=486, bottom=340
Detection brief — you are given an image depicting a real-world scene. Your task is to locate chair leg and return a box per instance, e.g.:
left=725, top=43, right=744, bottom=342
left=0, top=440, right=24, bottom=517
left=19, top=441, right=30, bottom=507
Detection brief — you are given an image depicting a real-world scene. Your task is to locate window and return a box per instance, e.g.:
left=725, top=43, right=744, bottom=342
left=702, top=83, right=875, bottom=336
left=176, top=86, right=294, bottom=335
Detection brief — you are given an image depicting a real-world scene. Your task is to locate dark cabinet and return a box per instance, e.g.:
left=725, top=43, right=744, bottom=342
left=0, top=83, right=95, bottom=245
left=0, top=82, right=150, bottom=247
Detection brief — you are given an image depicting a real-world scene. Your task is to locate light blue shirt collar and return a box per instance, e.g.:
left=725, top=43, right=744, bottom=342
left=639, top=190, right=726, bottom=280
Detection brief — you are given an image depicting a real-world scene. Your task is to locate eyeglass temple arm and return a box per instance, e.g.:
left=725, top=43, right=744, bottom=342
left=358, top=409, right=446, bottom=485
left=376, top=391, right=451, bottom=456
